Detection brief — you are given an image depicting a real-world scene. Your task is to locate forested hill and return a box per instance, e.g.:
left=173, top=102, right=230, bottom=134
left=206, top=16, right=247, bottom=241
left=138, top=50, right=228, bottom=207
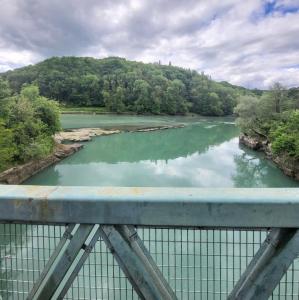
left=1, top=56, right=259, bottom=116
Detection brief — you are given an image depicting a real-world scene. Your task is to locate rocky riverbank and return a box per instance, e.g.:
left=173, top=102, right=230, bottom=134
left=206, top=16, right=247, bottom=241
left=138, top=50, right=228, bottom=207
left=239, top=134, right=299, bottom=181
left=0, top=143, right=83, bottom=184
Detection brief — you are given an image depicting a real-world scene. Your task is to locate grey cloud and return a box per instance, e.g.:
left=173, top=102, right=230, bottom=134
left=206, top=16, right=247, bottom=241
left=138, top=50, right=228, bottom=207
left=0, top=0, right=298, bottom=88
left=1, top=0, right=100, bottom=55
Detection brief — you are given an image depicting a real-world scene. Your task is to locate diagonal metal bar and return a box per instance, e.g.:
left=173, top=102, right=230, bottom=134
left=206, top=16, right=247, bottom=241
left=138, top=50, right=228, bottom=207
left=56, top=226, right=102, bottom=300
left=30, top=224, right=94, bottom=300
left=119, top=225, right=177, bottom=298
left=100, top=225, right=177, bottom=300
left=27, top=224, right=75, bottom=300
left=228, top=228, right=299, bottom=300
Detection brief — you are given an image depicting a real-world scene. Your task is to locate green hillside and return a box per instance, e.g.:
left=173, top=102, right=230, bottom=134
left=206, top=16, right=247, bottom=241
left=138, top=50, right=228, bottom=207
left=1, top=56, right=259, bottom=116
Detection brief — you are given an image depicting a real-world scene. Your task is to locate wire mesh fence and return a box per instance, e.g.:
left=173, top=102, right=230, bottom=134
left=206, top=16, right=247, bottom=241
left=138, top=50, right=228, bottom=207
left=0, top=224, right=299, bottom=300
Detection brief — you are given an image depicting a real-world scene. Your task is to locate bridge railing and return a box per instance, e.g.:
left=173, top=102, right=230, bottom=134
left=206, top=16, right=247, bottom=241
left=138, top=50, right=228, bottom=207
left=0, top=186, right=299, bottom=299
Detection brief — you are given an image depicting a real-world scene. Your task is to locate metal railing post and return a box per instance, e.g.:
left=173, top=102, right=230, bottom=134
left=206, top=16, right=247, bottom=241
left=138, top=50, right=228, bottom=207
left=228, top=228, right=299, bottom=300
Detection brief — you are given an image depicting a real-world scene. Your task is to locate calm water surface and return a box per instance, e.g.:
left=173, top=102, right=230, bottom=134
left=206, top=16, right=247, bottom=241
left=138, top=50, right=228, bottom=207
left=26, top=114, right=298, bottom=187
left=2, top=115, right=297, bottom=300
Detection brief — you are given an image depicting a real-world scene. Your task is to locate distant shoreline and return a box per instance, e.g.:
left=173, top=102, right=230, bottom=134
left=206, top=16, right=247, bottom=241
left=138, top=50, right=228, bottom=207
left=60, top=109, right=201, bottom=117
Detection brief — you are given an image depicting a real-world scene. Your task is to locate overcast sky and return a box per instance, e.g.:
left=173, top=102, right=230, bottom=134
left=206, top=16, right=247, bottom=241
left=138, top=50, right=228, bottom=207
left=0, top=0, right=299, bottom=88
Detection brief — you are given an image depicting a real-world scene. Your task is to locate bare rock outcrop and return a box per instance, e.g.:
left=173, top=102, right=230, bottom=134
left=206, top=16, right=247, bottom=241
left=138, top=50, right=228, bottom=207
left=54, top=128, right=120, bottom=142
left=239, top=134, right=299, bottom=181
left=239, top=133, right=264, bottom=150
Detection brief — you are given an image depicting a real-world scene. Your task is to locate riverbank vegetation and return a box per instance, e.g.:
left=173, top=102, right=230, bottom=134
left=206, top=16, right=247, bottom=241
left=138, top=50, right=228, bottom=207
left=0, top=79, right=60, bottom=172
left=59, top=105, right=109, bottom=114
left=1, top=56, right=260, bottom=116
left=235, top=83, right=299, bottom=160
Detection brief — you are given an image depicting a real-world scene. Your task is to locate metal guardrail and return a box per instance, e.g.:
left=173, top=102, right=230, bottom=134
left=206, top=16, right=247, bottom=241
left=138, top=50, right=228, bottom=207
left=1, top=186, right=299, bottom=227
left=1, top=185, right=299, bottom=299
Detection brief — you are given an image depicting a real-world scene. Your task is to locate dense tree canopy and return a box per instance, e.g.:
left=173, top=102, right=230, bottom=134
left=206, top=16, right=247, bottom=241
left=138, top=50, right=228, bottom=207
left=0, top=56, right=259, bottom=116
left=0, top=79, right=60, bottom=172
left=235, top=83, right=299, bottom=160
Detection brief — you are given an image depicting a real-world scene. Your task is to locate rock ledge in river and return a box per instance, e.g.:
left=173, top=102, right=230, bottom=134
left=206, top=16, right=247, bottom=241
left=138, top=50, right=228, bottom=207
left=135, top=125, right=185, bottom=132
left=55, top=128, right=120, bottom=142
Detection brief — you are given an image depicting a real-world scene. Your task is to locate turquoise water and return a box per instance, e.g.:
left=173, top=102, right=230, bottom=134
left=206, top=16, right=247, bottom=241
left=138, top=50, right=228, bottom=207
left=60, top=113, right=212, bottom=129
left=2, top=115, right=297, bottom=300
left=26, top=114, right=298, bottom=187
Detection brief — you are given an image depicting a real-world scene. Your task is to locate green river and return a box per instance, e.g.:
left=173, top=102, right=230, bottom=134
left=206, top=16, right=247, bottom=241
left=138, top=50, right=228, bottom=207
left=1, top=115, right=298, bottom=300
left=26, top=114, right=299, bottom=187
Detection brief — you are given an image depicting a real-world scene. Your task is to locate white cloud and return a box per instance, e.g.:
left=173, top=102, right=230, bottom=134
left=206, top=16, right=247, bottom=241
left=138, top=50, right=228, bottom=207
left=0, top=48, right=41, bottom=71
left=0, top=0, right=298, bottom=88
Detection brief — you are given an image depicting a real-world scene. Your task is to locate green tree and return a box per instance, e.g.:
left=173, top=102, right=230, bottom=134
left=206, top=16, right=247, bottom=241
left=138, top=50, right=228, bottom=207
left=103, top=84, right=125, bottom=113
left=1, top=56, right=249, bottom=116
left=235, top=82, right=299, bottom=163
left=0, top=121, right=16, bottom=171
left=207, top=92, right=223, bottom=116
left=0, top=78, right=11, bottom=99
left=164, top=80, right=187, bottom=114
left=0, top=84, right=61, bottom=171
left=151, top=85, right=164, bottom=114
left=270, top=110, right=299, bottom=158
left=270, top=82, right=286, bottom=113
left=234, top=95, right=264, bottom=135
left=34, top=97, right=61, bottom=134
left=113, top=86, right=126, bottom=113
left=133, top=80, right=151, bottom=113
left=20, top=84, right=39, bottom=101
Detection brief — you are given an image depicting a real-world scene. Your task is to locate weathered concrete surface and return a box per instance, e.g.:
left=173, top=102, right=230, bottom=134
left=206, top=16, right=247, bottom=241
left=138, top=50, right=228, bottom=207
left=240, top=134, right=299, bottom=181
left=0, top=143, right=83, bottom=184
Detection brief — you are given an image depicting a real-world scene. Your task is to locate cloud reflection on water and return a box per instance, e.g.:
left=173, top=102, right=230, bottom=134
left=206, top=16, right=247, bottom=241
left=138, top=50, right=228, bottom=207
left=27, top=136, right=298, bottom=187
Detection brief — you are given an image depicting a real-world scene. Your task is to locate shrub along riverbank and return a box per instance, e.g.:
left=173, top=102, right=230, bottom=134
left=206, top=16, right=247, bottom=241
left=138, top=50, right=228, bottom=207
left=235, top=83, right=299, bottom=181
left=0, top=80, right=61, bottom=172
